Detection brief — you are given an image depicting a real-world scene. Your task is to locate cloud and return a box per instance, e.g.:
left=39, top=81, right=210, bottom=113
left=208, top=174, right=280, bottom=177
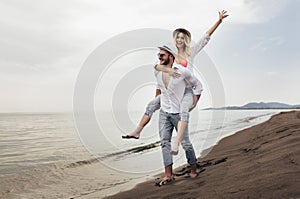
left=250, top=36, right=285, bottom=52
left=0, top=0, right=290, bottom=72
left=0, top=0, right=299, bottom=111
left=0, top=0, right=107, bottom=71
left=229, top=0, right=289, bottom=24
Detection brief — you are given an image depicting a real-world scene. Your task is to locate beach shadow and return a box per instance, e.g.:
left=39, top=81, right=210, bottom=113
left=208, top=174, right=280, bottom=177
left=173, top=157, right=228, bottom=177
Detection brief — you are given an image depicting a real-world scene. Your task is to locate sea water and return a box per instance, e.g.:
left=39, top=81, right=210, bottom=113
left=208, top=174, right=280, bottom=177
left=0, top=109, right=284, bottom=197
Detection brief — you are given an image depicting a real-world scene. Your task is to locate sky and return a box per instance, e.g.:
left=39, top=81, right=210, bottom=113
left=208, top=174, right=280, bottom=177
left=0, top=0, right=299, bottom=112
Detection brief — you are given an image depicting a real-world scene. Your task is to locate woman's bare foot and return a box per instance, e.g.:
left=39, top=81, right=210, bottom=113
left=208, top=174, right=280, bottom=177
left=121, top=131, right=140, bottom=139
left=121, top=133, right=140, bottom=139
left=121, top=126, right=143, bottom=139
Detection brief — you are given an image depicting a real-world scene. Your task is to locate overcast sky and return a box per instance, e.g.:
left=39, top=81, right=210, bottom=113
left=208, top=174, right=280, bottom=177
left=0, top=0, right=299, bottom=112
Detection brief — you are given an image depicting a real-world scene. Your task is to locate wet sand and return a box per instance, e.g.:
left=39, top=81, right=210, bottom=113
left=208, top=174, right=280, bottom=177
left=103, top=111, right=300, bottom=199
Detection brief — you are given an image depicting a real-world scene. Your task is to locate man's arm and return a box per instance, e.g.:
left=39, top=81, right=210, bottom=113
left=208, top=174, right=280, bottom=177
left=155, top=89, right=161, bottom=97
left=189, top=94, right=201, bottom=111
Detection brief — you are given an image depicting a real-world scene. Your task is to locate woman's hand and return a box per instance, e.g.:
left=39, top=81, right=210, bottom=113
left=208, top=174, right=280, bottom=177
left=207, top=10, right=229, bottom=36
left=167, top=68, right=181, bottom=78
left=218, top=10, right=229, bottom=22
left=155, top=64, right=180, bottom=78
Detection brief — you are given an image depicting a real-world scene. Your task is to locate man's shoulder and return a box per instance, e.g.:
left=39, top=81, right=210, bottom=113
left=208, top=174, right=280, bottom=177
left=154, top=65, right=161, bottom=76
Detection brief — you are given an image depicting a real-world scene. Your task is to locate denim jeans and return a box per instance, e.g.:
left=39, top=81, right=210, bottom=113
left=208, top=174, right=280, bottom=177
left=159, top=109, right=197, bottom=167
left=145, top=95, right=161, bottom=117
left=145, top=88, right=193, bottom=122
left=180, top=87, right=193, bottom=122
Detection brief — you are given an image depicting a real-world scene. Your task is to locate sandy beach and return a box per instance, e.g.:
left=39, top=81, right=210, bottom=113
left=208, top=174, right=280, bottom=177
left=102, top=111, right=300, bottom=199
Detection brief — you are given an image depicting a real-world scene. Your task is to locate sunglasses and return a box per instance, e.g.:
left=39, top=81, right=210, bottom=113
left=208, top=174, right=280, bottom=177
left=157, top=53, right=167, bottom=58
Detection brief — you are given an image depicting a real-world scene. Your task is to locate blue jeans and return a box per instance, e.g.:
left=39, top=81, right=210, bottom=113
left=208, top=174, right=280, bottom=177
left=180, top=87, right=193, bottom=122
left=159, top=109, right=197, bottom=167
left=145, top=95, right=161, bottom=117
left=145, top=88, right=193, bottom=122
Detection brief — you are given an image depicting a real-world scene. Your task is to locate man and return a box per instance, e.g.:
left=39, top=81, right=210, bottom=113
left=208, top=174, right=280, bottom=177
left=155, top=45, right=203, bottom=186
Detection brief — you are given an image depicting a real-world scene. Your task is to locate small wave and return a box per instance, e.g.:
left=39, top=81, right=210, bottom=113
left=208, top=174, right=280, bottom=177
left=241, top=116, right=259, bottom=123
left=189, top=125, right=227, bottom=136
left=0, top=153, right=26, bottom=158
left=100, top=141, right=161, bottom=159
left=65, top=158, right=99, bottom=168
left=64, top=141, right=161, bottom=168
left=238, top=113, right=274, bottom=123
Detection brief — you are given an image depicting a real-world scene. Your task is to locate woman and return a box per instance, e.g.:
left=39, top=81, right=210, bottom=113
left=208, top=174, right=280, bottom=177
left=122, top=10, right=228, bottom=155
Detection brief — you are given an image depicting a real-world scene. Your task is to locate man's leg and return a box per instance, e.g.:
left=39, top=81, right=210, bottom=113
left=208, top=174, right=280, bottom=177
left=159, top=110, right=174, bottom=180
left=172, top=114, right=197, bottom=178
left=156, top=164, right=174, bottom=187
left=122, top=95, right=160, bottom=139
left=181, top=125, right=197, bottom=178
left=164, top=164, right=173, bottom=178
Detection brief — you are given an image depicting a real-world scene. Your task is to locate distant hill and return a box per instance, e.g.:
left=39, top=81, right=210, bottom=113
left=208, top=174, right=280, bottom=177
left=204, top=102, right=300, bottom=110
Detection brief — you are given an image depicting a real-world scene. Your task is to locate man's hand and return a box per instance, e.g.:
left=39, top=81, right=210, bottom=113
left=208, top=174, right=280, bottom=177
left=189, top=95, right=201, bottom=112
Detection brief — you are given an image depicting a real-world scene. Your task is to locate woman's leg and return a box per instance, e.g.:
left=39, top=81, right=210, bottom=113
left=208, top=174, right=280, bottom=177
left=171, top=88, right=193, bottom=154
left=122, top=95, right=161, bottom=139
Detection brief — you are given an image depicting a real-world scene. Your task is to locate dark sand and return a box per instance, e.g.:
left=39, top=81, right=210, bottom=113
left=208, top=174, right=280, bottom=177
left=104, top=111, right=300, bottom=199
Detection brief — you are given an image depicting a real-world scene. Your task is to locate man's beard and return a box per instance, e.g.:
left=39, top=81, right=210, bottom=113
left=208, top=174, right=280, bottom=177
left=161, top=57, right=170, bottom=65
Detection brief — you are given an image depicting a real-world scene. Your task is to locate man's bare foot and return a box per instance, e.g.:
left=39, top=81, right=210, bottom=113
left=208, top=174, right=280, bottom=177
left=189, top=163, right=198, bottom=178
left=155, top=176, right=175, bottom=187
left=189, top=172, right=198, bottom=178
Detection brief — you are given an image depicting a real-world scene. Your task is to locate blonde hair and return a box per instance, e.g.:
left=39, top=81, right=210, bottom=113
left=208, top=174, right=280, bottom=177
left=173, top=31, right=191, bottom=58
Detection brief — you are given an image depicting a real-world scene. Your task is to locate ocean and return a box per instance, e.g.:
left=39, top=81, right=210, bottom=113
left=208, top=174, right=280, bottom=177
left=0, top=109, right=284, bottom=198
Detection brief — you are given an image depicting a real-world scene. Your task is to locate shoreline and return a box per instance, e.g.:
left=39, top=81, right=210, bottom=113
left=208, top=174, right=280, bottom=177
left=1, top=110, right=293, bottom=198
left=102, top=110, right=300, bottom=199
